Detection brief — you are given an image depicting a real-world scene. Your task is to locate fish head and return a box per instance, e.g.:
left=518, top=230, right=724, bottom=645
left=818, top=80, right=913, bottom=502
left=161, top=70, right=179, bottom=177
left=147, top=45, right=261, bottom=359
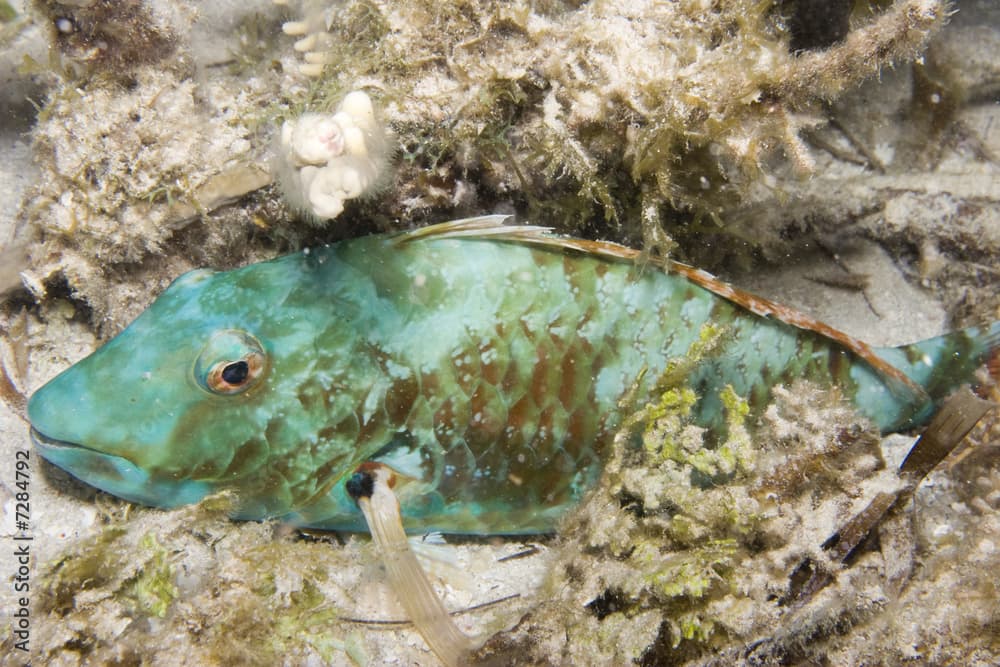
left=28, top=260, right=342, bottom=514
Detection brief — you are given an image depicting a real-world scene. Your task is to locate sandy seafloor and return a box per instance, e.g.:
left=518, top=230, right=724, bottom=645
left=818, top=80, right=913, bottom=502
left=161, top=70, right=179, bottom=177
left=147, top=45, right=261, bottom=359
left=0, top=1, right=999, bottom=665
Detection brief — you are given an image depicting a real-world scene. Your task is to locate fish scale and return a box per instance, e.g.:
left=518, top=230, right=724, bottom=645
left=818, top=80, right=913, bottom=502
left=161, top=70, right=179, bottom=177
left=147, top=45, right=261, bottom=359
left=27, top=217, right=1000, bottom=534
left=356, top=240, right=733, bottom=532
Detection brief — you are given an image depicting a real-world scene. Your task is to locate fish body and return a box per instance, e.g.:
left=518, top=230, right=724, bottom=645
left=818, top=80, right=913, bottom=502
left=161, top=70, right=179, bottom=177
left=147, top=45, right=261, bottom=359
left=28, top=218, right=1000, bottom=533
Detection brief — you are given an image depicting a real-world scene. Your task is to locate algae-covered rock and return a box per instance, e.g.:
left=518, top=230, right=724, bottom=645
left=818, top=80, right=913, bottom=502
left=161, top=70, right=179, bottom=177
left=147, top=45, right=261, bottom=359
left=475, top=377, right=1000, bottom=666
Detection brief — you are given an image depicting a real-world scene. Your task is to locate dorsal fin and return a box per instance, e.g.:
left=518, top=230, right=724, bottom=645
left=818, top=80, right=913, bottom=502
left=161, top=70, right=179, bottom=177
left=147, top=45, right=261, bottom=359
left=391, top=215, right=644, bottom=261
left=390, top=215, right=553, bottom=245
left=392, top=217, right=929, bottom=403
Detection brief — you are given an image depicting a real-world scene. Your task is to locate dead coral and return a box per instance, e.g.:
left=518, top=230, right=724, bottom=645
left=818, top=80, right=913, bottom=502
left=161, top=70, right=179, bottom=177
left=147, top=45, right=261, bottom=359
left=475, top=371, right=1000, bottom=666
left=23, top=486, right=552, bottom=666
left=21, top=58, right=272, bottom=329
left=32, top=0, right=178, bottom=76
left=721, top=11, right=1000, bottom=323
left=272, top=0, right=947, bottom=240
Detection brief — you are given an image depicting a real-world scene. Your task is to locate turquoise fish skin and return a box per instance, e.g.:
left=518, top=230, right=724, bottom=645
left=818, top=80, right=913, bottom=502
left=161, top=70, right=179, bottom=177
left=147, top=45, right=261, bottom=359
left=27, top=219, right=1000, bottom=534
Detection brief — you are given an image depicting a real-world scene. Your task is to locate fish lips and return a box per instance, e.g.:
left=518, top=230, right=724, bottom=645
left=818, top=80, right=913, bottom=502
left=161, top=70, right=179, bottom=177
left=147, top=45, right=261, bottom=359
left=30, top=426, right=212, bottom=509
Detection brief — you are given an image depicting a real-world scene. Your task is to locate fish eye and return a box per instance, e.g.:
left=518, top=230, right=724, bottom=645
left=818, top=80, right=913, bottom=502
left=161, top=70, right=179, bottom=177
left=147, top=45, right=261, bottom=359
left=195, top=330, right=268, bottom=395
left=221, top=360, right=249, bottom=385
left=207, top=357, right=262, bottom=394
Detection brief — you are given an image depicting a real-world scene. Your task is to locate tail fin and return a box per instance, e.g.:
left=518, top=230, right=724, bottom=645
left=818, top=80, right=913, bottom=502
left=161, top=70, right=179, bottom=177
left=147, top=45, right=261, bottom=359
left=877, top=322, right=1000, bottom=406
left=988, top=328, right=1000, bottom=384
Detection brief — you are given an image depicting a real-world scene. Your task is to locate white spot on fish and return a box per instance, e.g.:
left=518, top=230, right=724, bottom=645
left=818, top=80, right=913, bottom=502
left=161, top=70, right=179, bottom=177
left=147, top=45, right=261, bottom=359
left=384, top=359, right=412, bottom=379
left=593, top=367, right=625, bottom=405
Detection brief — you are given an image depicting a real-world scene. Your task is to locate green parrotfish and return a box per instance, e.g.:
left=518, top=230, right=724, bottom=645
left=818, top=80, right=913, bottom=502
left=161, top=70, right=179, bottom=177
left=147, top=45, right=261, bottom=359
left=28, top=217, right=1000, bottom=534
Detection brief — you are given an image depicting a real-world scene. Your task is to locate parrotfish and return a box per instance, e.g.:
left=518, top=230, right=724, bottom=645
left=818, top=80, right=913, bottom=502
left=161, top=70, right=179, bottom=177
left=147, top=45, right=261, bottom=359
left=28, top=217, right=1000, bottom=534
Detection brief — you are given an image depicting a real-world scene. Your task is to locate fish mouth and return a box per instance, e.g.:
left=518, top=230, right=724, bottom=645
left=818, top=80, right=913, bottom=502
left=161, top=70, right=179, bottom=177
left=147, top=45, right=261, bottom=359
left=29, top=426, right=212, bottom=509
left=30, top=426, right=109, bottom=456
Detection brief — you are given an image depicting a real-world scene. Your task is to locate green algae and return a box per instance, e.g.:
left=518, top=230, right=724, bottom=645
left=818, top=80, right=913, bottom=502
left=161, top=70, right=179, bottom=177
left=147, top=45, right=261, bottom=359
left=624, top=323, right=753, bottom=482
left=0, top=1, right=16, bottom=24
left=641, top=540, right=738, bottom=601
left=38, top=526, right=130, bottom=616
left=124, top=534, right=177, bottom=618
